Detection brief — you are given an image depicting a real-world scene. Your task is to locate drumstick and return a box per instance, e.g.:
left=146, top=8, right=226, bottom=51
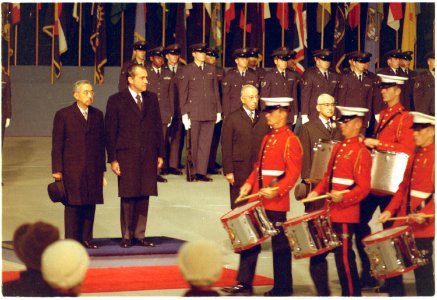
left=385, top=214, right=435, bottom=221
left=235, top=187, right=279, bottom=203
left=301, top=190, right=349, bottom=203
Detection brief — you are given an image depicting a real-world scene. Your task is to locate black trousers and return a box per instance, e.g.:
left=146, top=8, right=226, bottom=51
left=208, top=121, right=222, bottom=170
left=120, top=196, right=149, bottom=240
left=355, top=193, right=393, bottom=279
left=236, top=210, right=292, bottom=293
left=169, top=116, right=184, bottom=169
left=310, top=222, right=361, bottom=296
left=64, top=204, right=96, bottom=242
left=190, top=120, right=215, bottom=175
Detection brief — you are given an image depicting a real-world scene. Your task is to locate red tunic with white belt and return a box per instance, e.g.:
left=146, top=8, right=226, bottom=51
left=373, top=102, right=415, bottom=155
left=385, top=143, right=435, bottom=238
left=313, top=136, right=372, bottom=223
left=246, top=125, right=303, bottom=212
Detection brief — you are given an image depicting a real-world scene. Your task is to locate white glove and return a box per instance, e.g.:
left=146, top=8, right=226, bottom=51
left=167, top=116, right=173, bottom=128
left=375, top=114, right=380, bottom=123
left=216, top=113, right=222, bottom=124
left=5, top=118, right=10, bottom=128
left=182, top=114, right=191, bottom=130
left=301, top=114, right=309, bottom=125
left=293, top=115, right=297, bottom=125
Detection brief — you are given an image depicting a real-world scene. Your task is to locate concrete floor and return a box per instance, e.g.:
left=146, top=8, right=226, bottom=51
left=2, top=137, right=419, bottom=297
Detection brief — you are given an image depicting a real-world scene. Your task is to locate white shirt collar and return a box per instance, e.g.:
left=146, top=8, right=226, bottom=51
left=77, top=103, right=88, bottom=114
left=243, top=106, right=254, bottom=117
left=128, top=87, right=141, bottom=102
left=153, top=67, right=161, bottom=73
left=319, top=116, right=331, bottom=126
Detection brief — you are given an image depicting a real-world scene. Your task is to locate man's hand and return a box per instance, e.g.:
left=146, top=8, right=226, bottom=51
left=410, top=213, right=427, bottom=224
left=303, top=178, right=312, bottom=184
left=306, top=191, right=319, bottom=199
left=182, top=114, right=191, bottom=130
left=216, top=113, right=222, bottom=124
left=259, top=187, right=279, bottom=199
left=225, top=173, right=235, bottom=185
left=157, top=157, right=164, bottom=170
left=239, top=183, right=252, bottom=198
left=379, top=210, right=392, bottom=223
left=5, top=118, right=10, bottom=128
left=327, top=190, right=344, bottom=203
left=301, top=114, right=309, bottom=125
left=52, top=172, right=63, bottom=180
left=111, top=160, right=121, bottom=176
left=364, top=138, right=380, bottom=149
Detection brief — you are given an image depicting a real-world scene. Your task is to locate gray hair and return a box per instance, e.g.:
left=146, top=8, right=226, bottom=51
left=317, top=93, right=335, bottom=104
left=73, top=80, right=92, bottom=94
left=240, top=84, right=258, bottom=96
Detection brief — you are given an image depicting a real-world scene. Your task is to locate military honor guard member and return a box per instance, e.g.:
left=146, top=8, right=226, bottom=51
left=357, top=74, right=415, bottom=293
left=178, top=43, right=221, bottom=182
left=301, top=49, right=339, bottom=124
left=399, top=51, right=417, bottom=109
left=52, top=80, right=105, bottom=249
left=164, top=43, right=185, bottom=175
left=337, top=51, right=373, bottom=127
left=146, top=46, right=175, bottom=182
left=222, top=97, right=303, bottom=296
left=260, top=47, right=300, bottom=126
left=413, top=51, right=435, bottom=115
left=306, top=106, right=371, bottom=296
left=222, top=48, right=259, bottom=118
left=118, top=41, right=149, bottom=91
left=379, top=112, right=435, bottom=296
left=247, top=47, right=266, bottom=82
left=106, top=64, right=164, bottom=248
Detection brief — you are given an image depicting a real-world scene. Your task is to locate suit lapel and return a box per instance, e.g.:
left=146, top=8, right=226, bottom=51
left=315, top=118, right=331, bottom=139
left=122, top=89, right=143, bottom=118
left=72, top=103, right=89, bottom=131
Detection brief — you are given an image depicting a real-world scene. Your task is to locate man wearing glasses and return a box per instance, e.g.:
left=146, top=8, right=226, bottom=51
left=52, top=80, right=106, bottom=249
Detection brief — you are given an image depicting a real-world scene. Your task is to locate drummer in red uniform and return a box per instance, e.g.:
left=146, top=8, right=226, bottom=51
left=379, top=111, right=435, bottom=296
left=306, top=106, right=372, bottom=296
left=221, top=97, right=303, bottom=296
left=355, top=74, right=415, bottom=292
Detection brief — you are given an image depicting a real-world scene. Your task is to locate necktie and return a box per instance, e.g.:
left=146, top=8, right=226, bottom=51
left=171, top=66, right=176, bottom=74
left=394, top=69, right=398, bottom=75
left=324, top=72, right=328, bottom=80
left=199, top=64, right=203, bottom=71
left=326, top=120, right=332, bottom=132
left=359, top=74, right=362, bottom=82
left=249, top=111, right=255, bottom=123
left=83, top=111, right=88, bottom=121
left=157, top=69, right=160, bottom=77
left=241, top=71, right=245, bottom=78
left=136, top=94, right=142, bottom=111
left=282, top=71, right=286, bottom=78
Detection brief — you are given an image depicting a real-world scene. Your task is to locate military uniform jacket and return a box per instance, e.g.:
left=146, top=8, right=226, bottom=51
left=221, top=68, right=259, bottom=117
left=178, top=62, right=221, bottom=121
left=386, top=144, right=435, bottom=238
left=221, top=108, right=270, bottom=180
left=413, top=70, right=435, bottom=115
left=337, top=72, right=373, bottom=125
left=260, top=68, right=300, bottom=123
left=52, top=104, right=106, bottom=205
left=301, top=66, right=339, bottom=118
left=105, top=89, right=164, bottom=197
left=164, top=63, right=184, bottom=118
left=298, top=117, right=343, bottom=180
left=246, top=125, right=303, bottom=212
left=313, top=136, right=372, bottom=223
left=371, top=102, right=415, bottom=156
left=1, top=70, right=11, bottom=123
left=146, top=66, right=175, bottom=124
left=118, top=60, right=150, bottom=91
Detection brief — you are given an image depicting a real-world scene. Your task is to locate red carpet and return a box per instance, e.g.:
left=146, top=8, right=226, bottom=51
left=3, top=265, right=273, bottom=293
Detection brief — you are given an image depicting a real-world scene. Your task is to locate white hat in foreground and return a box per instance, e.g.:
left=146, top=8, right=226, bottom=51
left=337, top=106, right=369, bottom=117
left=377, top=74, right=408, bottom=86
left=409, top=111, right=435, bottom=125
left=41, top=239, right=89, bottom=291
left=261, top=97, right=293, bottom=112
left=177, top=240, right=223, bottom=287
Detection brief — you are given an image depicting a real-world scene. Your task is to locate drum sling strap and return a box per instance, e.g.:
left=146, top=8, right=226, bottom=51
left=373, top=111, right=401, bottom=138
left=406, top=159, right=434, bottom=214
left=327, top=146, right=355, bottom=207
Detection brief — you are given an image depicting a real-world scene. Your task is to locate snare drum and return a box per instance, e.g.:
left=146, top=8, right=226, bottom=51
left=282, top=209, right=341, bottom=259
left=370, top=150, right=409, bottom=194
left=362, top=226, right=428, bottom=279
left=309, top=140, right=338, bottom=183
left=220, top=201, right=278, bottom=252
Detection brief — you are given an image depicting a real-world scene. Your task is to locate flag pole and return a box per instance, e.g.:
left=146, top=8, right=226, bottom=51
left=7, top=8, right=11, bottom=75
left=51, top=5, right=56, bottom=84
left=243, top=3, right=247, bottom=47
left=377, top=11, right=381, bottom=69
left=162, top=4, right=166, bottom=46
left=321, top=4, right=325, bottom=49
left=396, top=30, right=398, bottom=49
left=36, top=4, right=39, bottom=66
left=357, top=9, right=361, bottom=51
left=223, top=23, right=227, bottom=67
left=281, top=3, right=285, bottom=47
left=262, top=31, right=265, bottom=68
left=202, top=4, right=205, bottom=43
left=121, top=11, right=124, bottom=66
left=78, top=3, right=82, bottom=66
left=14, top=25, right=17, bottom=65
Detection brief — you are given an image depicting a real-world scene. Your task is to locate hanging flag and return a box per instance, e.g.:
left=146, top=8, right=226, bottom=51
left=401, top=3, right=417, bottom=67
left=42, top=3, right=65, bottom=79
left=185, top=3, right=192, bottom=17
left=239, top=8, right=252, bottom=33
left=364, top=3, right=383, bottom=72
left=57, top=4, right=67, bottom=55
left=224, top=3, right=235, bottom=33
left=90, top=3, right=107, bottom=84
left=204, top=3, right=211, bottom=17
left=11, top=3, right=20, bottom=25
left=134, top=3, right=146, bottom=41
left=72, top=3, right=79, bottom=22
left=248, top=3, right=262, bottom=49
left=292, top=3, right=307, bottom=74
left=261, top=3, right=271, bottom=33
left=209, top=3, right=222, bottom=52
left=316, top=3, right=331, bottom=33
left=347, top=3, right=360, bottom=30
left=110, top=3, right=126, bottom=25
left=333, top=3, right=346, bottom=73
left=387, top=3, right=403, bottom=31
left=277, top=3, right=289, bottom=30
left=175, top=3, right=188, bottom=64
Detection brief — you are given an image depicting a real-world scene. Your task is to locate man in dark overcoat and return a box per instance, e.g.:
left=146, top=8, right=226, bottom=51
left=221, top=84, right=270, bottom=209
left=105, top=64, right=164, bottom=248
left=118, top=41, right=149, bottom=91
left=51, top=80, right=105, bottom=249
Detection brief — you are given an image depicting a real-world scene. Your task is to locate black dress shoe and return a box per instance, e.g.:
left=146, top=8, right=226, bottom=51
left=196, top=174, right=213, bottom=182
left=134, top=238, right=155, bottom=247
left=207, top=168, right=222, bottom=175
left=157, top=175, right=168, bottom=182
left=221, top=284, right=253, bottom=296
left=82, top=241, right=99, bottom=249
left=160, top=168, right=169, bottom=175
left=120, top=239, right=132, bottom=248
left=264, top=288, right=293, bottom=296
left=168, top=167, right=183, bottom=175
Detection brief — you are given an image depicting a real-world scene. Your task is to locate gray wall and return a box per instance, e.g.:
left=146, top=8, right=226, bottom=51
left=6, top=66, right=121, bottom=137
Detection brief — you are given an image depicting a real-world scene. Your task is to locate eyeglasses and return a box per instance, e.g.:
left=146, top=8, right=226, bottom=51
left=244, top=95, right=259, bottom=99
left=318, top=103, right=336, bottom=107
left=80, top=90, right=95, bottom=96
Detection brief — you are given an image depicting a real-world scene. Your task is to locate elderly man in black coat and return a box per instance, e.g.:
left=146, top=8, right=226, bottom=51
left=105, top=64, right=164, bottom=248
left=52, top=80, right=105, bottom=249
